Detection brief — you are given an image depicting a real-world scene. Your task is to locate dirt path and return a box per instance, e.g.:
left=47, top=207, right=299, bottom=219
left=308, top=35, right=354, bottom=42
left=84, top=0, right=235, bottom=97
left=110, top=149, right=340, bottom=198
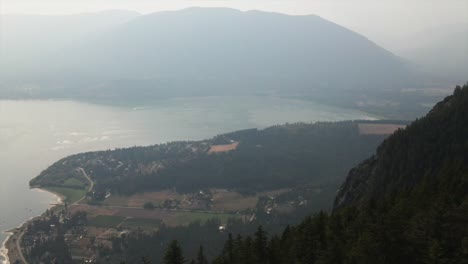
left=74, top=167, right=94, bottom=205
left=15, top=229, right=28, bottom=264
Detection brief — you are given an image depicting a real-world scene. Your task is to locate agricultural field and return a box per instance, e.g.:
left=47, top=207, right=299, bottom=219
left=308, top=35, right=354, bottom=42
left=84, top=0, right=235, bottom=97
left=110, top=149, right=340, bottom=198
left=62, top=176, right=88, bottom=189
left=101, top=190, right=184, bottom=207
left=358, top=123, right=406, bottom=135
left=211, top=188, right=289, bottom=212
left=208, top=142, right=239, bottom=153
left=65, top=187, right=294, bottom=231
left=100, top=188, right=290, bottom=213
left=119, top=218, right=162, bottom=231
left=170, top=211, right=238, bottom=226
left=87, top=215, right=127, bottom=228
left=71, top=204, right=240, bottom=227
left=45, top=186, right=87, bottom=204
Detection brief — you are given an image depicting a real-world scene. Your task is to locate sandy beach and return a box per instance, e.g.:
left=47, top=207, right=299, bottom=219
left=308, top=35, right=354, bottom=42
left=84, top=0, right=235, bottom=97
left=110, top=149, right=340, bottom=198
left=34, top=187, right=65, bottom=205
left=2, top=226, right=22, bottom=264
left=1, top=230, right=11, bottom=264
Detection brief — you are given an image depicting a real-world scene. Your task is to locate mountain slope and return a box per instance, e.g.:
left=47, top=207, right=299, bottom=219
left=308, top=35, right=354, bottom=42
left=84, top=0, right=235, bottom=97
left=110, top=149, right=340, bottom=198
left=66, top=8, right=413, bottom=92
left=1, top=7, right=420, bottom=101
left=206, top=84, right=468, bottom=264
left=109, top=84, right=468, bottom=263
left=328, top=84, right=468, bottom=262
left=335, top=83, right=468, bottom=209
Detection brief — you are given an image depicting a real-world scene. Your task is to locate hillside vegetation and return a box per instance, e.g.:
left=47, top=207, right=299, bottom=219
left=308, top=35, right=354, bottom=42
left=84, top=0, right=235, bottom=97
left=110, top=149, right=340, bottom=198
left=204, top=83, right=468, bottom=264
left=31, top=121, right=392, bottom=197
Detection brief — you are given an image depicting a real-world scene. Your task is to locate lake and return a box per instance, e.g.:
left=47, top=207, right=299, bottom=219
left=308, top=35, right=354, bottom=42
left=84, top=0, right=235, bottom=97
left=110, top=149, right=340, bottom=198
left=0, top=96, right=375, bottom=262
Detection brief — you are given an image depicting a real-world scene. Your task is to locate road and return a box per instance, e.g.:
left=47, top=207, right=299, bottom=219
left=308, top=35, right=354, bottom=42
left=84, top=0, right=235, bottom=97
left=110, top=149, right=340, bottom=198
left=74, top=167, right=94, bottom=205
left=14, top=167, right=94, bottom=264
left=15, top=229, right=28, bottom=264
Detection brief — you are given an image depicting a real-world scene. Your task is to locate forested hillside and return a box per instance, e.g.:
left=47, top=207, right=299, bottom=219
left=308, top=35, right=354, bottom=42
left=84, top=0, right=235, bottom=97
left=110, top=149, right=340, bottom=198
left=160, top=84, right=468, bottom=264
left=28, top=84, right=468, bottom=263
left=31, top=121, right=390, bottom=196
left=29, top=120, right=399, bottom=262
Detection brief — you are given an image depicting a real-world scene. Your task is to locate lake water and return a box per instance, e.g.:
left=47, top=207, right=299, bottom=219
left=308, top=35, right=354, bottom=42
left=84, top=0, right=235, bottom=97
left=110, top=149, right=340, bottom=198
left=0, top=96, right=375, bottom=262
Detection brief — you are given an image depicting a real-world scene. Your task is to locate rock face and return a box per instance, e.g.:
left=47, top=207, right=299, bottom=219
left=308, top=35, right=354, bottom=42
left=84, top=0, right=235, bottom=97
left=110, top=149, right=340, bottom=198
left=333, top=156, right=377, bottom=209
left=334, top=83, right=468, bottom=210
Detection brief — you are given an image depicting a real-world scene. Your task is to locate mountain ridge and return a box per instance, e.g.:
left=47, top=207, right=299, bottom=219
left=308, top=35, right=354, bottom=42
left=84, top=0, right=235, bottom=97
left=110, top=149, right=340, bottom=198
left=118, top=83, right=468, bottom=263
left=1, top=7, right=419, bottom=102
left=206, top=83, right=468, bottom=264
left=334, top=83, right=468, bottom=210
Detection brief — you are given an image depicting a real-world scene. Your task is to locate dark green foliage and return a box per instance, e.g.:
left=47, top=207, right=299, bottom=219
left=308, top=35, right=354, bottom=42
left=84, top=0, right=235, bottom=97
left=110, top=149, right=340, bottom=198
left=32, top=121, right=388, bottom=196
left=164, top=84, right=468, bottom=263
left=164, top=240, right=185, bottom=264
left=106, top=218, right=259, bottom=263
left=143, top=201, right=155, bottom=210
left=196, top=246, right=209, bottom=264
left=253, top=226, right=268, bottom=264
left=220, top=233, right=234, bottom=263
left=25, top=211, right=85, bottom=263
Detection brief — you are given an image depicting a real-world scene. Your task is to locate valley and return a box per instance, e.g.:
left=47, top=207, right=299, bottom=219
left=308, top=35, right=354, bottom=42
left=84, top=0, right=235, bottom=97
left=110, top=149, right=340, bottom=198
left=10, top=120, right=406, bottom=262
left=0, top=98, right=377, bottom=264
left=1, top=4, right=465, bottom=263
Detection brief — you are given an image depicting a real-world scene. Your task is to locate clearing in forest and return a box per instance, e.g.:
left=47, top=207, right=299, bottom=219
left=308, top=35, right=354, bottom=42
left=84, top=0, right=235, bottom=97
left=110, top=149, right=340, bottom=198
left=208, top=142, right=239, bottom=153
left=358, top=123, right=406, bottom=135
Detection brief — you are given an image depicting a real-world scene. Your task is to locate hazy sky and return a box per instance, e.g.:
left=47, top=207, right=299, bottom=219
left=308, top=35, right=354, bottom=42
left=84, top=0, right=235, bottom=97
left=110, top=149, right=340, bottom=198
left=1, top=0, right=467, bottom=51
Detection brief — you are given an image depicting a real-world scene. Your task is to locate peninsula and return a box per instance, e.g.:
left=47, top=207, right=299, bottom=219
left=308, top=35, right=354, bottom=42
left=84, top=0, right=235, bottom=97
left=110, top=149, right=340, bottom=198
left=3, top=120, right=406, bottom=263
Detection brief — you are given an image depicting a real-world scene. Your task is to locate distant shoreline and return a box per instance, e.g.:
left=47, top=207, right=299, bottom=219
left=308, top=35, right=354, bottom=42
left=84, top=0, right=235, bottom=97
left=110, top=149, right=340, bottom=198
left=1, top=230, right=12, bottom=264
left=1, top=187, right=63, bottom=264
left=34, top=187, right=65, bottom=205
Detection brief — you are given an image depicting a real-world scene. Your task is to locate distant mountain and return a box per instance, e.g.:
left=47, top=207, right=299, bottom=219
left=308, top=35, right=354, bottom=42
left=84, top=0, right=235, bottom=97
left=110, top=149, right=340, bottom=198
left=1, top=8, right=420, bottom=101
left=398, top=24, right=468, bottom=82
left=0, top=10, right=139, bottom=78
left=67, top=8, right=414, bottom=91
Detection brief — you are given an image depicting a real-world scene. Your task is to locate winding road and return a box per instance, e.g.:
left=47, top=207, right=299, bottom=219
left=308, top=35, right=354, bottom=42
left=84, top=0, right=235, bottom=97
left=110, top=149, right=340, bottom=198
left=15, top=229, right=28, bottom=264
left=74, top=167, right=94, bottom=205
left=14, top=167, right=94, bottom=264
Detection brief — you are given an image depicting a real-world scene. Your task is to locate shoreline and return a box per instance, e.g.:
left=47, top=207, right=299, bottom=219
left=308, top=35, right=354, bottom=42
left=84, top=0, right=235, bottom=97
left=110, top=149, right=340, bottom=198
left=33, top=187, right=65, bottom=205
left=1, top=187, right=63, bottom=264
left=1, top=229, right=12, bottom=264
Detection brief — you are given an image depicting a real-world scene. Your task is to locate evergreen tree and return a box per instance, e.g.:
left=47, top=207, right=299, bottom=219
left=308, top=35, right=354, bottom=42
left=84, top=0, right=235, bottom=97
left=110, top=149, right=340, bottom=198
left=196, top=246, right=208, bottom=264
left=253, top=226, right=268, bottom=264
left=242, top=236, right=254, bottom=264
left=267, top=235, right=282, bottom=264
left=221, top=233, right=234, bottom=263
left=163, top=240, right=185, bottom=264
left=206, top=84, right=468, bottom=264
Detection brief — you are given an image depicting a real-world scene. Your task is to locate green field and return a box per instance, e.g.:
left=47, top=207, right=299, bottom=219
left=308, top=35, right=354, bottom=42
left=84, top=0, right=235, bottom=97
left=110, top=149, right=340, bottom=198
left=62, top=177, right=88, bottom=189
left=172, top=211, right=238, bottom=226
left=45, top=186, right=87, bottom=204
left=120, top=218, right=162, bottom=230
left=100, top=195, right=130, bottom=207
left=87, top=215, right=126, bottom=228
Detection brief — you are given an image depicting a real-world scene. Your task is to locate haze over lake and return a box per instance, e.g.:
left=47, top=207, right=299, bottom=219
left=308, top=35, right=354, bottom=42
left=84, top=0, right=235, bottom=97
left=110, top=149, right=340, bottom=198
left=0, top=96, right=374, bottom=261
